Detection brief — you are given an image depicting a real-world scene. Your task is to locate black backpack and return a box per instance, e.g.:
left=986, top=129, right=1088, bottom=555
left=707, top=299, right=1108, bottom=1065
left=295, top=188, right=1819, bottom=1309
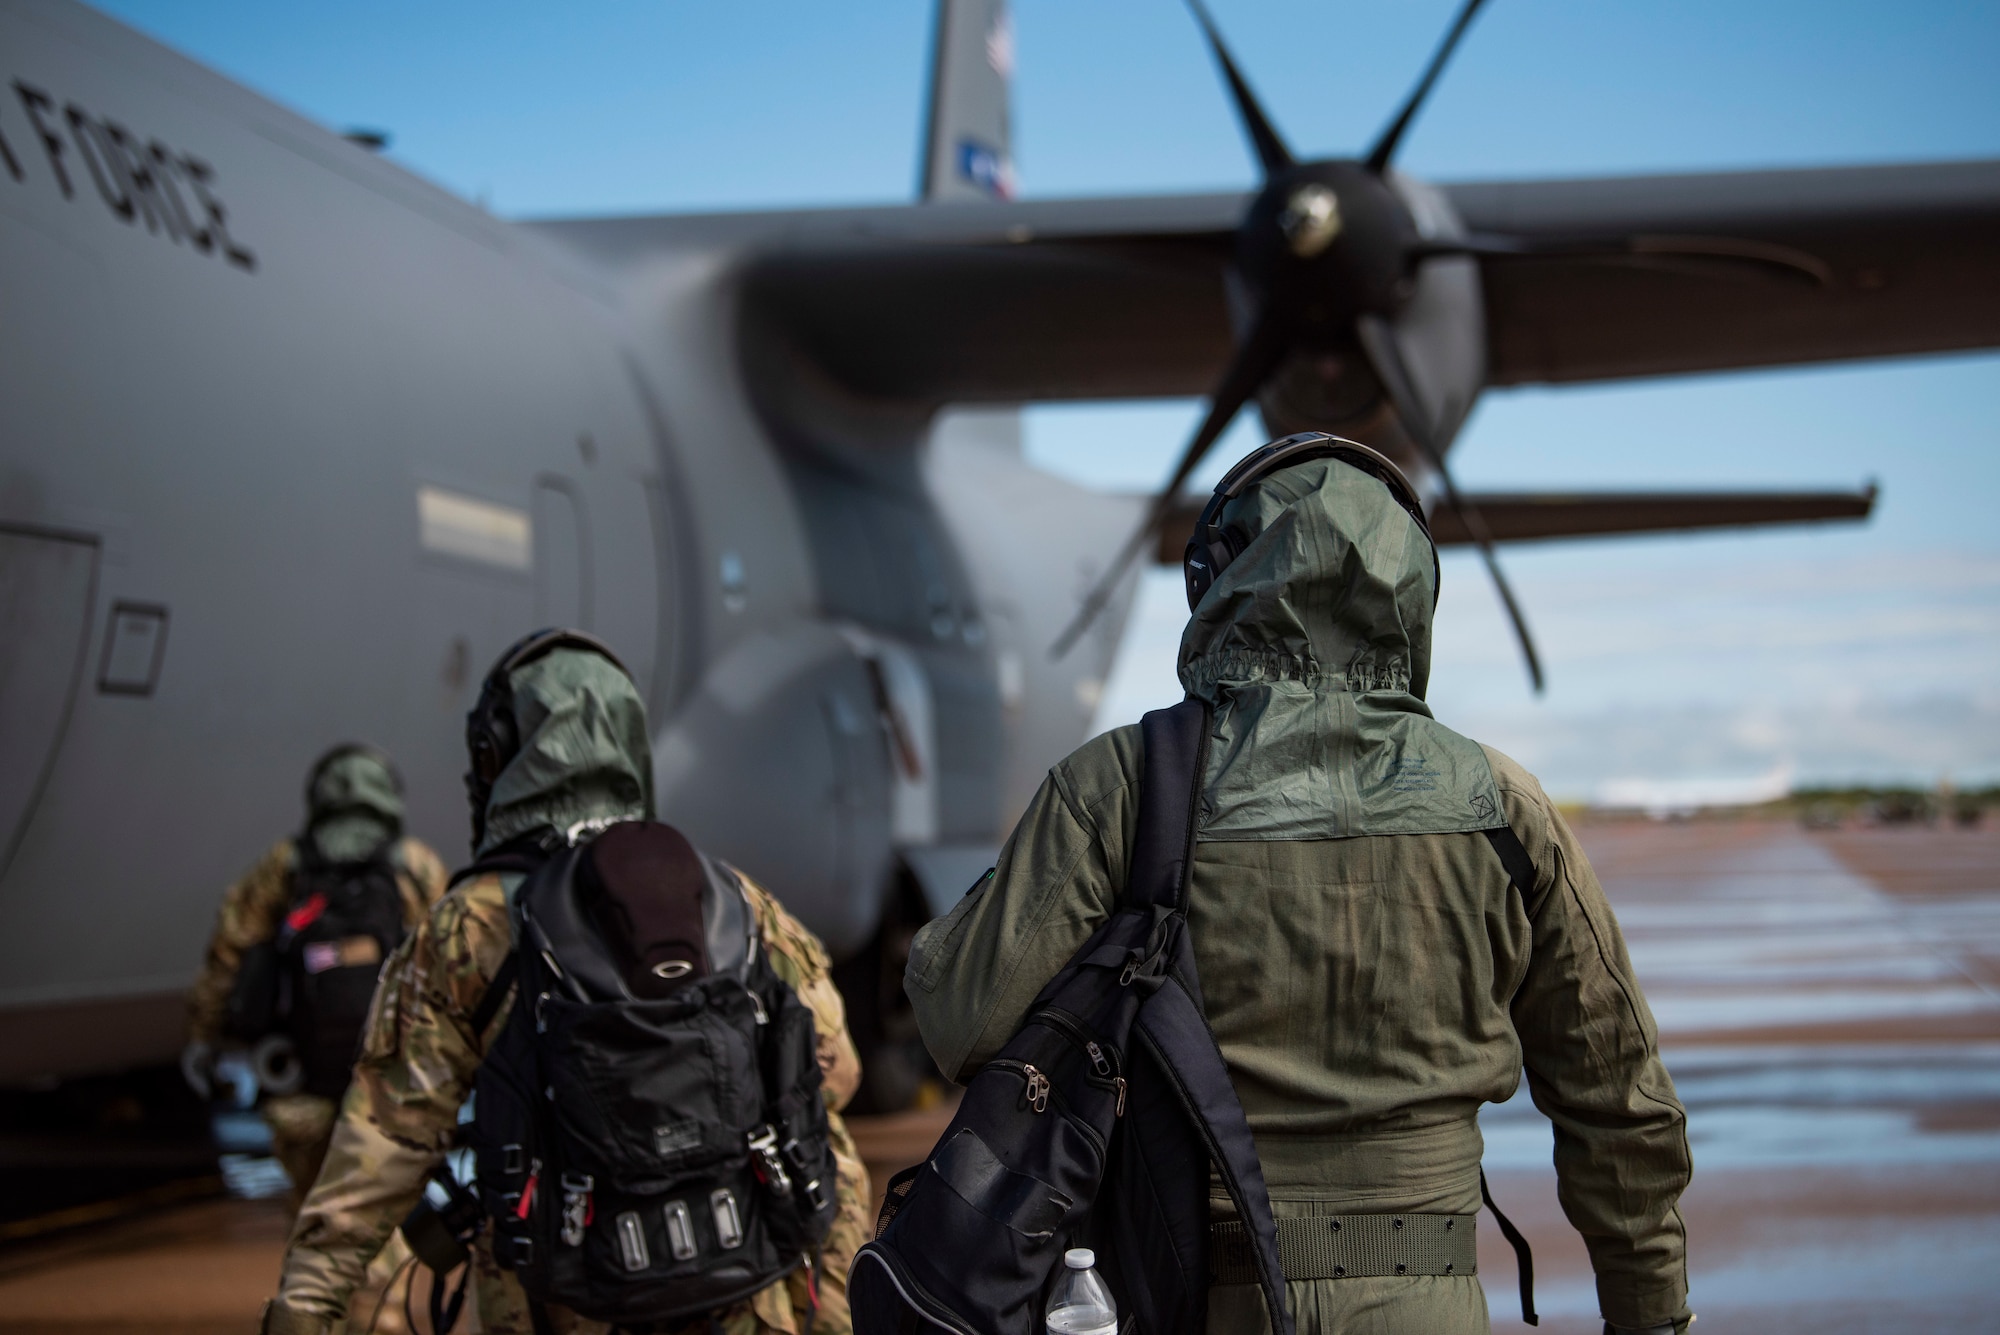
left=851, top=699, right=1294, bottom=1335
left=226, top=842, right=408, bottom=1100
left=469, top=821, right=840, bottom=1328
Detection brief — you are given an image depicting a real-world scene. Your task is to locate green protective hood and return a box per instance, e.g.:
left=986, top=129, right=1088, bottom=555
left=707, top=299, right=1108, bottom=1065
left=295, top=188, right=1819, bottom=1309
left=1177, top=455, right=1502, bottom=840
left=305, top=748, right=403, bottom=863
left=478, top=647, right=656, bottom=855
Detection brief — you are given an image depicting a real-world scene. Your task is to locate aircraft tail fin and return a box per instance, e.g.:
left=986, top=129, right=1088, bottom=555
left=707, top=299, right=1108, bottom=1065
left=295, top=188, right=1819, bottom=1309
left=920, top=0, right=1014, bottom=202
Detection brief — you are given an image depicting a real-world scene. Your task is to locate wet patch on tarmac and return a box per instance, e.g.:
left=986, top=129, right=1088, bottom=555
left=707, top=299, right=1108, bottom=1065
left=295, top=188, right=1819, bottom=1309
left=1479, top=822, right=2000, bottom=1333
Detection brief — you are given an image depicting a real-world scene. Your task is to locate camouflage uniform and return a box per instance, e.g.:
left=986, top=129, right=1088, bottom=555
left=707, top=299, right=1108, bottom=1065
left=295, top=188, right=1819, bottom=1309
left=271, top=866, right=868, bottom=1335
left=186, top=834, right=449, bottom=1192
left=265, top=647, right=869, bottom=1335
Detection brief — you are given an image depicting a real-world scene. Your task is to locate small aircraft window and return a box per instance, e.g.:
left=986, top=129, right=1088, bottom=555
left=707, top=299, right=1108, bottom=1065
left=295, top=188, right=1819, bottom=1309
left=98, top=602, right=169, bottom=697
left=719, top=551, right=747, bottom=614
left=417, top=486, right=531, bottom=571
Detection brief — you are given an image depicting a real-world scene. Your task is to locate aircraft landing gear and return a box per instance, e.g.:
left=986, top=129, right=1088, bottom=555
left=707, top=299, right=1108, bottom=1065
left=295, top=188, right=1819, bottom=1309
left=832, top=873, right=938, bottom=1115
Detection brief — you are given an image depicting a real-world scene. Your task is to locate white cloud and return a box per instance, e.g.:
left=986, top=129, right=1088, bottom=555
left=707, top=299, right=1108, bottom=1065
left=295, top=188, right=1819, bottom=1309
left=1094, top=549, right=2000, bottom=796
left=1458, top=696, right=2000, bottom=798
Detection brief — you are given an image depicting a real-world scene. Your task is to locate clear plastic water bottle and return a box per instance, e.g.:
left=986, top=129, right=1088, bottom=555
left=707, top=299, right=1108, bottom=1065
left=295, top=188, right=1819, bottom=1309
left=1046, top=1247, right=1118, bottom=1335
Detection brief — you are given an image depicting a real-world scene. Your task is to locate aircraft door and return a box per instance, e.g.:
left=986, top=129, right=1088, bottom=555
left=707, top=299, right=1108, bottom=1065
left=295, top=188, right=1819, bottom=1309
left=533, top=478, right=590, bottom=630
left=0, top=528, right=98, bottom=879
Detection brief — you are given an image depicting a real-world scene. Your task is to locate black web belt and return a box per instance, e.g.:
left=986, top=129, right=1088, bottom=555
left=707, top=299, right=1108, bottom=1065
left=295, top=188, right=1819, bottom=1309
left=1210, top=1213, right=1478, bottom=1284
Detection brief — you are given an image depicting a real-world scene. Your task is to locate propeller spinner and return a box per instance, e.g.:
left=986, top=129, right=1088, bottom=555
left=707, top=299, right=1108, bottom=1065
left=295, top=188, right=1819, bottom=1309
left=1052, top=0, right=1546, bottom=693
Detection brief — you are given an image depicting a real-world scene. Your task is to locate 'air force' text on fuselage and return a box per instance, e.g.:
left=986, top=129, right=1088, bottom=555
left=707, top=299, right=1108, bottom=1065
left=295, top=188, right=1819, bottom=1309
left=4, top=77, right=255, bottom=271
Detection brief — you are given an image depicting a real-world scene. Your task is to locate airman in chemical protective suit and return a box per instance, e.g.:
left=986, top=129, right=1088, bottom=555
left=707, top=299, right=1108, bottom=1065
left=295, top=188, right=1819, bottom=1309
left=183, top=745, right=450, bottom=1195
left=908, top=440, right=1693, bottom=1335
left=262, top=635, right=871, bottom=1335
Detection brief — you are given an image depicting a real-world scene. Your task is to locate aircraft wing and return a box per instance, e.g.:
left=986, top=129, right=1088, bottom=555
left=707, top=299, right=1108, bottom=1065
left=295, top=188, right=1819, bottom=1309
left=535, top=192, right=1243, bottom=403
left=542, top=157, right=2000, bottom=404
left=1154, top=486, right=1879, bottom=561
left=1452, top=160, right=2000, bottom=386
left=540, top=158, right=1984, bottom=559
left=1421, top=486, right=1880, bottom=545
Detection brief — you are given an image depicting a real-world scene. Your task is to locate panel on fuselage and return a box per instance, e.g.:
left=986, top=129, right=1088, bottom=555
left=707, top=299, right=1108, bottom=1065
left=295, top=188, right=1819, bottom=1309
left=0, top=527, right=98, bottom=873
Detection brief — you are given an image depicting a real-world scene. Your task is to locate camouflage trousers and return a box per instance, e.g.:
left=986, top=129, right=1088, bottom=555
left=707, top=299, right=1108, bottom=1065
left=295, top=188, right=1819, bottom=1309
left=263, top=1093, right=416, bottom=1335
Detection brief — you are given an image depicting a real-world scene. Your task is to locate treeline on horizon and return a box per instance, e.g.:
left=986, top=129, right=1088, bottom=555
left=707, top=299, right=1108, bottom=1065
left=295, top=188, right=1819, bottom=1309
left=1568, top=783, right=1998, bottom=824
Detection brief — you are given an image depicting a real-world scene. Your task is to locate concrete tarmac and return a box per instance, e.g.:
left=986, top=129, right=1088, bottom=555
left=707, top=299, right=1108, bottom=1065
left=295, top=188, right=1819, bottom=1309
left=1, top=820, right=1994, bottom=1333
left=1479, top=820, right=2000, bottom=1333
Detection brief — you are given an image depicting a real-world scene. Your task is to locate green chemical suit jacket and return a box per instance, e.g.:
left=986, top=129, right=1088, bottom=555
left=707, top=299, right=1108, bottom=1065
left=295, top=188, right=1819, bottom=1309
left=907, top=456, right=1692, bottom=1334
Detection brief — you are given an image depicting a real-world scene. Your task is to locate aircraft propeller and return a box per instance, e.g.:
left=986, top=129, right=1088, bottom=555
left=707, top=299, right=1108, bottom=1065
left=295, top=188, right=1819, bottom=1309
left=1050, top=0, right=1844, bottom=681
left=1051, top=0, right=1538, bottom=683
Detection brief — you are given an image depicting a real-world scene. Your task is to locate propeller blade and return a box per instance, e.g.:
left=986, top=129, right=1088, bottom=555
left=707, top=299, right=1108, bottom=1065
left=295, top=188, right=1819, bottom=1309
left=1185, top=0, right=1294, bottom=179
left=1050, top=311, right=1291, bottom=659
left=1363, top=0, right=1491, bottom=175
left=1354, top=313, right=1545, bottom=693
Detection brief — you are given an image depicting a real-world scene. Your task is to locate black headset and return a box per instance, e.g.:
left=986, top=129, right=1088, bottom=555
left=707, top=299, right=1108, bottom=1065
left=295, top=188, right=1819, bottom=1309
left=304, top=742, right=404, bottom=811
left=463, top=627, right=630, bottom=851
left=1182, top=432, right=1439, bottom=612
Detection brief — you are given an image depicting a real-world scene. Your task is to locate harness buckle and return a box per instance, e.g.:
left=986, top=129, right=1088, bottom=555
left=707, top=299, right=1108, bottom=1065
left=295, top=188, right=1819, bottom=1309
left=559, top=1172, right=593, bottom=1246
left=749, top=1124, right=794, bottom=1196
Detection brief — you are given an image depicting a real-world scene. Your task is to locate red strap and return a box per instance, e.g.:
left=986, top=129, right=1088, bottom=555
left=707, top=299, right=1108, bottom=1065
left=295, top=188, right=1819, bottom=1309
left=515, top=1172, right=537, bottom=1220
left=285, top=892, right=328, bottom=932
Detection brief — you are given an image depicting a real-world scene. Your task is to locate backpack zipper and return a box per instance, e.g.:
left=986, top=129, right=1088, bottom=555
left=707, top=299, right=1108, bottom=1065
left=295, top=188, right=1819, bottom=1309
left=1029, top=1009, right=1128, bottom=1116
left=1022, top=1064, right=1050, bottom=1113
left=986, top=1060, right=1107, bottom=1157
left=1084, top=1037, right=1127, bottom=1115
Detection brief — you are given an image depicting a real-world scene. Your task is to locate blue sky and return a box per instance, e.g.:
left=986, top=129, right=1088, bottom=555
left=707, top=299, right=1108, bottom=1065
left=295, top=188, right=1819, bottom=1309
left=96, top=0, right=2000, bottom=793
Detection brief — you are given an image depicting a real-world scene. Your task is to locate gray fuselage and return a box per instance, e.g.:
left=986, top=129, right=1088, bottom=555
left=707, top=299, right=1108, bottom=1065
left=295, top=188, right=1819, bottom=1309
left=0, top=1, right=1133, bottom=1082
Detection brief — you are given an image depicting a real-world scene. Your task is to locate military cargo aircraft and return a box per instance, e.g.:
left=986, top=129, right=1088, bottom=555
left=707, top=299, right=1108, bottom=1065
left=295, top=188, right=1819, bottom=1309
left=1, top=0, right=1994, bottom=1102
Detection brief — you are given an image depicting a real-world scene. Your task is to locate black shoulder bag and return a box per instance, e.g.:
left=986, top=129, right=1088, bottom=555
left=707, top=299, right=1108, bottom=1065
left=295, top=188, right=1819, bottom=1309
left=851, top=699, right=1293, bottom=1335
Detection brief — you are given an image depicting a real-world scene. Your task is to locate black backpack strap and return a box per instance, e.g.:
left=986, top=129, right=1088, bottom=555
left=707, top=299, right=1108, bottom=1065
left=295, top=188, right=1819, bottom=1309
left=1481, top=823, right=1538, bottom=901
left=279, top=839, right=311, bottom=918
left=1128, top=700, right=1292, bottom=1335
left=446, top=846, right=541, bottom=1044
left=1479, top=822, right=1541, bottom=1325
left=1481, top=1169, right=1538, bottom=1326
left=448, top=829, right=559, bottom=891
left=429, top=1263, right=471, bottom=1335
left=447, top=848, right=548, bottom=892
left=1137, top=980, right=1294, bottom=1335
left=1128, top=698, right=1209, bottom=911
left=469, top=952, right=519, bottom=1042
